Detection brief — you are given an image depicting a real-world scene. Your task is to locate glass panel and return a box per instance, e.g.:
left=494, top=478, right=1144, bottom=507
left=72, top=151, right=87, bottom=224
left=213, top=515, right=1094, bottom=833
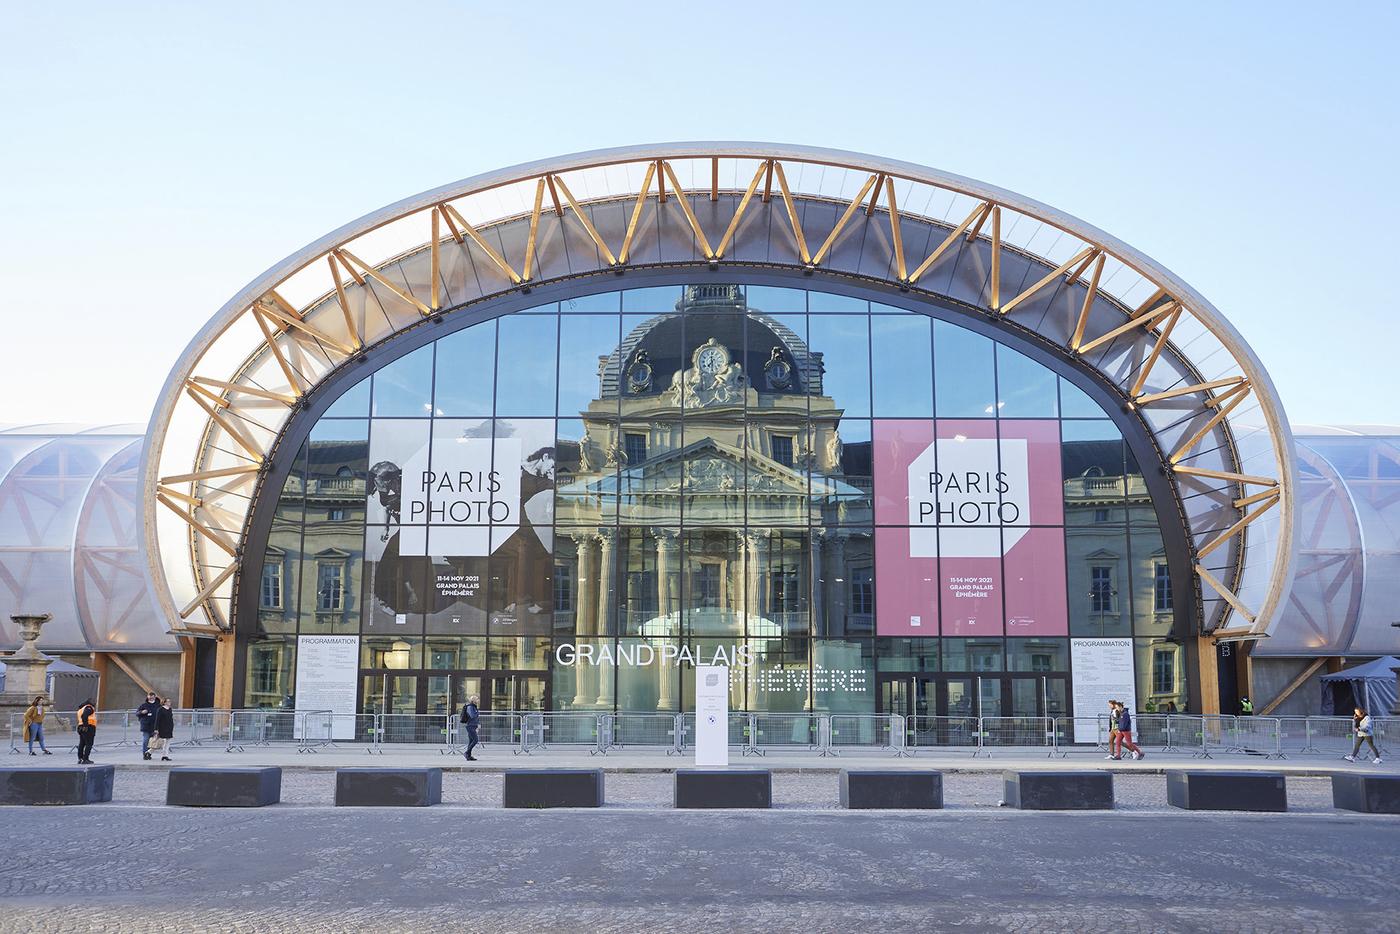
left=1068, top=526, right=1131, bottom=638
left=812, top=638, right=875, bottom=713
left=259, top=442, right=305, bottom=636
left=943, top=638, right=1003, bottom=672
left=243, top=638, right=295, bottom=709
left=978, top=676, right=1003, bottom=718
left=617, top=418, right=680, bottom=524
left=1062, top=420, right=1128, bottom=523
left=748, top=636, right=810, bottom=713
left=875, top=637, right=939, bottom=673
left=681, top=528, right=744, bottom=636
left=565, top=292, right=620, bottom=313
left=808, top=292, right=865, bottom=313
left=619, top=287, right=675, bottom=315
left=744, top=286, right=805, bottom=315
left=360, top=636, right=422, bottom=670
left=558, top=315, right=621, bottom=419
left=423, top=525, right=489, bottom=635
left=488, top=637, right=551, bottom=670
left=812, top=418, right=871, bottom=525
left=495, top=314, right=558, bottom=415
left=679, top=639, right=744, bottom=711
left=323, top=374, right=370, bottom=418
left=870, top=315, right=933, bottom=417
left=1011, top=678, right=1040, bottom=717
left=487, top=524, right=554, bottom=636
left=1136, top=638, right=1187, bottom=712
left=808, top=315, right=869, bottom=418
left=371, top=344, right=434, bottom=417
left=996, top=344, right=1058, bottom=418
left=433, top=320, right=496, bottom=417
left=618, top=526, right=666, bottom=636
left=554, top=638, right=609, bottom=711
left=362, top=522, right=427, bottom=634
left=616, top=637, right=674, bottom=711
left=556, top=418, right=618, bottom=525
left=1007, top=638, right=1068, bottom=672
left=1130, top=524, right=1174, bottom=636
left=814, top=528, right=873, bottom=637
left=424, top=636, right=486, bottom=670
left=934, top=321, right=995, bottom=417
left=1059, top=376, right=1105, bottom=418
left=299, top=419, right=367, bottom=635
left=752, top=528, right=810, bottom=636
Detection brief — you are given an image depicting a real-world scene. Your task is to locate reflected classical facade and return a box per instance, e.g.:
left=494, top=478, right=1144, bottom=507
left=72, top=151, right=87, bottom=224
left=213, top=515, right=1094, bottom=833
left=233, top=281, right=1190, bottom=720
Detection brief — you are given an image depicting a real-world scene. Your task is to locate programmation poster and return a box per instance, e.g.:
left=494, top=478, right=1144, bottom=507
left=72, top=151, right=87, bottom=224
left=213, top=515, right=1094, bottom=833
left=1069, top=638, right=1138, bottom=743
left=873, top=419, right=1066, bottom=636
left=294, top=635, right=360, bottom=740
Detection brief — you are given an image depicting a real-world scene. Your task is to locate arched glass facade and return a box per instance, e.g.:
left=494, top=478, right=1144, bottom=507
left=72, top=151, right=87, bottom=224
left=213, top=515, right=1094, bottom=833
left=239, top=281, right=1188, bottom=717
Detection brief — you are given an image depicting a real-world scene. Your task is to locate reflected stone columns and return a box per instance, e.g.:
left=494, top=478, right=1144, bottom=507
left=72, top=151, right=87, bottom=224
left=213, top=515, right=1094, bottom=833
left=594, top=528, right=617, bottom=708
left=824, top=532, right=848, bottom=637
left=655, top=528, right=679, bottom=710
left=810, top=531, right=824, bottom=636
left=570, top=533, right=598, bottom=708
left=742, top=530, right=770, bottom=712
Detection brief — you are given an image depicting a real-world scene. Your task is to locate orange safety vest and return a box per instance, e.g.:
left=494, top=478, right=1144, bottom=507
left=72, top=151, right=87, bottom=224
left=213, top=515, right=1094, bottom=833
left=78, top=705, right=98, bottom=727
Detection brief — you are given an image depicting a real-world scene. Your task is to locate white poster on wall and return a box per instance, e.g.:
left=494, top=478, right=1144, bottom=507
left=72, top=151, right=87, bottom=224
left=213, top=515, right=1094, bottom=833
left=294, top=635, right=360, bottom=740
left=1070, top=638, right=1137, bottom=744
left=695, top=664, right=730, bottom=767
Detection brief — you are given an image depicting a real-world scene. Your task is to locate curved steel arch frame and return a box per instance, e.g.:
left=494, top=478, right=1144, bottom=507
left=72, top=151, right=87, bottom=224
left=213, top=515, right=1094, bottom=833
left=142, top=143, right=1298, bottom=645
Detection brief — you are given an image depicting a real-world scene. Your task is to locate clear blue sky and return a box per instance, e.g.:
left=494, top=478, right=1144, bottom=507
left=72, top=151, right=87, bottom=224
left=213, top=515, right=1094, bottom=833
left=1, top=2, right=1396, bottom=427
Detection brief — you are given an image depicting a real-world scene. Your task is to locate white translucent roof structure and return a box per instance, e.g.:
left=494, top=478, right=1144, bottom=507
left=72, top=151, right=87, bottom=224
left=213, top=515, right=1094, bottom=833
left=142, top=143, right=1299, bottom=642
left=0, top=425, right=177, bottom=652
left=1260, top=428, right=1400, bottom=656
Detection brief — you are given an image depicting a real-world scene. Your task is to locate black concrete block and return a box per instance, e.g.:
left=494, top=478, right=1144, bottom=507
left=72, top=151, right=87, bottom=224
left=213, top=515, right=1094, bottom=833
left=166, top=768, right=282, bottom=807
left=839, top=770, right=943, bottom=809
left=0, top=766, right=114, bottom=805
left=674, top=769, right=771, bottom=808
left=1166, top=770, right=1287, bottom=812
left=334, top=768, right=442, bottom=807
left=503, top=769, right=604, bottom=808
left=1331, top=773, right=1400, bottom=814
left=1003, top=771, right=1113, bottom=810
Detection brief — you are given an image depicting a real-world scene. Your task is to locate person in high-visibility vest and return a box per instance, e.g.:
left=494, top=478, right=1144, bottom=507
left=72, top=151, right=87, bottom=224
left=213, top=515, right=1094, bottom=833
left=1240, top=697, right=1254, bottom=716
left=75, top=699, right=98, bottom=764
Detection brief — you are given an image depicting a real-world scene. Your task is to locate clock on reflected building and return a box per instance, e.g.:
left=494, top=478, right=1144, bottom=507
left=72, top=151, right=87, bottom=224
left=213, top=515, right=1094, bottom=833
left=696, top=343, right=728, bottom=375
left=626, top=349, right=652, bottom=393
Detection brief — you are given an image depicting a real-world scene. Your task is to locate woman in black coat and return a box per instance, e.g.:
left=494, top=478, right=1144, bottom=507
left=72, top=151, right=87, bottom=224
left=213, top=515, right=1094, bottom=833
left=152, top=699, right=175, bottom=762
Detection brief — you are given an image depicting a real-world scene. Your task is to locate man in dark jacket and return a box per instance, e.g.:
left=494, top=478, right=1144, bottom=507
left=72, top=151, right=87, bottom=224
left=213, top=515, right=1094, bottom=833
left=1115, top=701, right=1144, bottom=761
left=136, top=692, right=160, bottom=760
left=460, top=695, right=481, bottom=761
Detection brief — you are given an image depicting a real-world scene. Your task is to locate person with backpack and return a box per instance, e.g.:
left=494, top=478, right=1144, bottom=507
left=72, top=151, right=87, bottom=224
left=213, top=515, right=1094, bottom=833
left=1104, top=700, right=1121, bottom=760
left=1344, top=706, right=1382, bottom=764
left=1114, top=700, right=1145, bottom=761
left=460, top=694, right=481, bottom=761
left=149, top=697, right=175, bottom=762
left=23, top=696, right=52, bottom=756
left=75, top=699, right=98, bottom=764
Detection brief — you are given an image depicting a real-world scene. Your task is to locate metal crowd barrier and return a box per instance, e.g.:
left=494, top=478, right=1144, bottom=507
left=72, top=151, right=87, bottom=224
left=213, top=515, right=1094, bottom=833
left=611, top=712, right=685, bottom=755
left=906, top=715, right=980, bottom=754
left=828, top=714, right=904, bottom=756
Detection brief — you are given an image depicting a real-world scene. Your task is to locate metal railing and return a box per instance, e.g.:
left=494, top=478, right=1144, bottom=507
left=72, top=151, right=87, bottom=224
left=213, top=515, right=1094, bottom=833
left=9, top=708, right=1394, bottom=762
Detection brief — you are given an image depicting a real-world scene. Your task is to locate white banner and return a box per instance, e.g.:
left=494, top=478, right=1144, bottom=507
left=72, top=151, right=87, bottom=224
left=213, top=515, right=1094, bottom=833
left=1070, top=638, right=1137, bottom=743
left=694, top=664, right=729, bottom=767
left=294, top=635, right=360, bottom=740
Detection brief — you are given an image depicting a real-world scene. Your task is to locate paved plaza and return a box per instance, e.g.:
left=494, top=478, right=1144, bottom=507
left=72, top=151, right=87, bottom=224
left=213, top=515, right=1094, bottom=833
left=2, top=796, right=1397, bottom=933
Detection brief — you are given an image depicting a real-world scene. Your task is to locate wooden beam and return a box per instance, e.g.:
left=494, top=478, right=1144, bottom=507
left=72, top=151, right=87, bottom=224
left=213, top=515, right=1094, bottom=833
left=326, top=254, right=362, bottom=350
left=810, top=172, right=879, bottom=266
left=864, top=173, right=886, bottom=216
left=710, top=156, right=719, bottom=202
left=183, top=387, right=265, bottom=462
left=1133, top=286, right=1168, bottom=318
left=550, top=175, right=618, bottom=266
left=659, top=161, right=715, bottom=259
left=108, top=652, right=158, bottom=697
left=771, top=161, right=811, bottom=264
left=714, top=161, right=768, bottom=260
left=1258, top=657, right=1328, bottom=716
left=160, top=464, right=260, bottom=485
left=190, top=377, right=296, bottom=407
left=1174, top=464, right=1278, bottom=487
left=441, top=202, right=523, bottom=284
left=1129, top=308, right=1183, bottom=398
left=545, top=175, right=563, bottom=216
left=1068, top=253, right=1107, bottom=351
left=1196, top=492, right=1280, bottom=560
left=523, top=178, right=546, bottom=281
left=1169, top=384, right=1252, bottom=463
left=1136, top=376, right=1248, bottom=406
left=213, top=631, right=237, bottom=710
left=177, top=637, right=198, bottom=708
left=157, top=493, right=238, bottom=557
left=90, top=651, right=110, bottom=709
left=256, top=300, right=357, bottom=357
left=179, top=561, right=239, bottom=619
left=617, top=161, right=657, bottom=264
left=884, top=176, right=906, bottom=282
left=430, top=207, right=441, bottom=311
left=989, top=206, right=1002, bottom=310
left=1077, top=300, right=1179, bottom=355
left=761, top=159, right=773, bottom=203
left=334, top=248, right=431, bottom=315
left=1196, top=564, right=1256, bottom=624
left=250, top=307, right=307, bottom=396
left=904, top=201, right=989, bottom=285
left=999, top=246, right=1097, bottom=315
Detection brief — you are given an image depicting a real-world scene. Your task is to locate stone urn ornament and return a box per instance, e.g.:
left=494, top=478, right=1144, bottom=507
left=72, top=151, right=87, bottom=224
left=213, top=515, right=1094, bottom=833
left=4, top=613, right=56, bottom=699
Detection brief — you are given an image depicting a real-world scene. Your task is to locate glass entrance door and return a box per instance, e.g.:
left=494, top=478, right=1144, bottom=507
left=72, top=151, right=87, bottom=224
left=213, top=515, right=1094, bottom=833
left=489, top=674, right=548, bottom=712
left=1009, top=675, right=1069, bottom=719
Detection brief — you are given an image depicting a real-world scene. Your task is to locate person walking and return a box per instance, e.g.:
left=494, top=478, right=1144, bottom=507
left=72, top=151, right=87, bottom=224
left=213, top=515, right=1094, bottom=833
left=1104, top=700, right=1121, bottom=760
left=1115, top=701, right=1145, bottom=761
left=136, top=691, right=160, bottom=760
left=1344, top=706, right=1382, bottom=764
left=75, top=699, right=97, bottom=764
left=460, top=694, right=481, bottom=761
left=150, top=697, right=175, bottom=761
left=23, top=696, right=53, bottom=756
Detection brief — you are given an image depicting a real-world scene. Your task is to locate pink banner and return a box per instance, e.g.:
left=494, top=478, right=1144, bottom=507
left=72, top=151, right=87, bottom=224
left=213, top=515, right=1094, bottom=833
left=873, top=526, right=938, bottom=636
left=1004, top=527, right=1068, bottom=635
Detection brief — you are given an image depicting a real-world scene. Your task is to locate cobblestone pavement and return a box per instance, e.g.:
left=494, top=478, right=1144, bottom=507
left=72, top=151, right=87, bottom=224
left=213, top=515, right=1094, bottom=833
left=1, top=801, right=1397, bottom=933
